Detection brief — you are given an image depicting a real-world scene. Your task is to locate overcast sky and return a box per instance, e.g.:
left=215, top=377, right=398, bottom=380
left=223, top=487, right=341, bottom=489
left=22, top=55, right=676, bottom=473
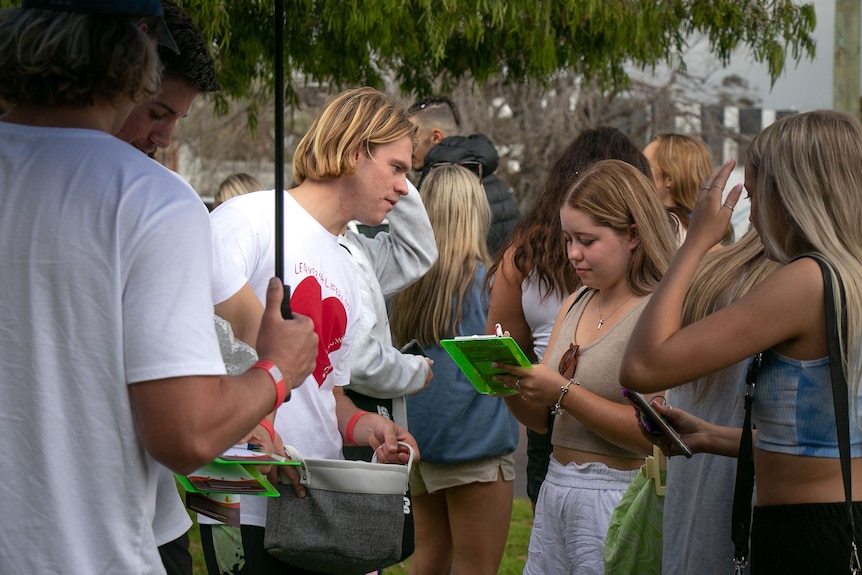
left=715, top=0, right=839, bottom=111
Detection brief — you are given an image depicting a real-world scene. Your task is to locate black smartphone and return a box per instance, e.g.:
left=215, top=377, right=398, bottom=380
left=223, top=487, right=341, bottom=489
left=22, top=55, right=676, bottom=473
left=399, top=339, right=427, bottom=357
left=621, top=388, right=693, bottom=458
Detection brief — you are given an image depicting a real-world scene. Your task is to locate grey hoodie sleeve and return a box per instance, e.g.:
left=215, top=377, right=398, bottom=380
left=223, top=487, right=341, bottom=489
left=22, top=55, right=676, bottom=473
left=341, top=258, right=430, bottom=399
left=346, top=180, right=437, bottom=297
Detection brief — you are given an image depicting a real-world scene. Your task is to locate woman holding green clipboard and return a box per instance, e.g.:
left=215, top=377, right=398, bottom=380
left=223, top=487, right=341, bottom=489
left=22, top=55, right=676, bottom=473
left=390, top=164, right=519, bottom=575
left=495, top=159, right=677, bottom=574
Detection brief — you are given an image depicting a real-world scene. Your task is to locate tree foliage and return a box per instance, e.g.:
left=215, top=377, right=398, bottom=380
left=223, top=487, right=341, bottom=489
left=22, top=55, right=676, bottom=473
left=0, top=0, right=816, bottom=106
left=169, top=0, right=815, bottom=105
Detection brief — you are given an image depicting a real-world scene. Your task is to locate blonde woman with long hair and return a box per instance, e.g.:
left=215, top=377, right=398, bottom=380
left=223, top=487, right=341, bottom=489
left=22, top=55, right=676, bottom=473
left=495, top=159, right=678, bottom=574
left=390, top=164, right=519, bottom=575
left=623, top=110, right=862, bottom=574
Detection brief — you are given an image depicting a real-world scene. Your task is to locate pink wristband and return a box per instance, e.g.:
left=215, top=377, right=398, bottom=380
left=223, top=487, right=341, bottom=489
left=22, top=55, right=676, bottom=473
left=258, top=418, right=276, bottom=443
left=251, top=360, right=287, bottom=410
left=345, top=411, right=368, bottom=446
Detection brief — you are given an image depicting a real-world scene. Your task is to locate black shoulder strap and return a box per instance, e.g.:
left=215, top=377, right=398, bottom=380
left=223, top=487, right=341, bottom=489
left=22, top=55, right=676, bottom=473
left=813, top=256, right=858, bottom=566
left=565, top=287, right=592, bottom=317
left=731, top=353, right=759, bottom=571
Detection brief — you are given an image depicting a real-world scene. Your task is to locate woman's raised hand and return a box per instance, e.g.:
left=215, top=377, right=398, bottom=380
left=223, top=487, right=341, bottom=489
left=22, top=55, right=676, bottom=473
left=687, top=159, right=744, bottom=252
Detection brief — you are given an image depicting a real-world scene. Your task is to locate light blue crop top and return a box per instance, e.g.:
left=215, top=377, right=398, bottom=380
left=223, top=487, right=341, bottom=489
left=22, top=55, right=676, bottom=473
left=750, top=349, right=862, bottom=457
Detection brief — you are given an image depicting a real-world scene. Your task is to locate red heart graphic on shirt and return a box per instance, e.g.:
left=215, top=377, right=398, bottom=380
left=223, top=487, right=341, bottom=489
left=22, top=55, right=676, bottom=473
left=290, top=276, right=347, bottom=385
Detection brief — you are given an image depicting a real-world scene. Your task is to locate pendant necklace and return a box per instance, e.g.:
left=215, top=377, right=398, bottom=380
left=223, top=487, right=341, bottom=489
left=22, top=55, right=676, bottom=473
left=597, top=293, right=636, bottom=330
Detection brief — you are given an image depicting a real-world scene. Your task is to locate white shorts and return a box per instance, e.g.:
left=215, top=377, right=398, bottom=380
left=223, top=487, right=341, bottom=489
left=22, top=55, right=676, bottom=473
left=524, top=455, right=638, bottom=575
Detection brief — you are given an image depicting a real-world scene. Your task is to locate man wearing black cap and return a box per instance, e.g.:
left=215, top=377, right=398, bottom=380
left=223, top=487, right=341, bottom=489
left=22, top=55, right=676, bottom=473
left=0, top=3, right=316, bottom=574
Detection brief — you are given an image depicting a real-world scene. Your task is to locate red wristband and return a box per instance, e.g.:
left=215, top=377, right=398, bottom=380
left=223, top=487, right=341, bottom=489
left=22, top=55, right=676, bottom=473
left=345, top=411, right=368, bottom=446
left=258, top=418, right=276, bottom=443
left=251, top=360, right=287, bottom=410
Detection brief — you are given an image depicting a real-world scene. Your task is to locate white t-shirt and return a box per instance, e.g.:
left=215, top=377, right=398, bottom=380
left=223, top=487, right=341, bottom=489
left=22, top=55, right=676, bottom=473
left=211, top=225, right=248, bottom=306
left=151, top=207, right=246, bottom=549
left=152, top=467, right=193, bottom=547
left=521, top=273, right=568, bottom=361
left=209, top=189, right=360, bottom=527
left=0, top=123, right=225, bottom=574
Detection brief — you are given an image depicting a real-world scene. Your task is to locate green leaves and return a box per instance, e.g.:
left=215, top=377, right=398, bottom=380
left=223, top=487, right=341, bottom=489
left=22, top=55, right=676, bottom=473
left=0, top=0, right=816, bottom=103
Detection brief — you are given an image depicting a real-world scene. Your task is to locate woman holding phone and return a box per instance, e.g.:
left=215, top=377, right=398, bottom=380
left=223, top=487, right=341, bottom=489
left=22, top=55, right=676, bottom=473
left=621, top=110, right=862, bottom=574
left=496, top=159, right=677, bottom=574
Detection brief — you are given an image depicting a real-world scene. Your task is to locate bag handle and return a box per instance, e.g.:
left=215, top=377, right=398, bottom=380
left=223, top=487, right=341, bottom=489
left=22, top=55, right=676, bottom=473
left=371, top=441, right=416, bottom=471
left=282, top=442, right=416, bottom=486
left=282, top=444, right=308, bottom=483
left=644, top=445, right=667, bottom=496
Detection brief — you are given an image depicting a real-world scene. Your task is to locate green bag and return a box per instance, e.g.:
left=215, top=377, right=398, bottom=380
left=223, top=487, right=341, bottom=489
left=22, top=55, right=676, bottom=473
left=604, top=446, right=665, bottom=575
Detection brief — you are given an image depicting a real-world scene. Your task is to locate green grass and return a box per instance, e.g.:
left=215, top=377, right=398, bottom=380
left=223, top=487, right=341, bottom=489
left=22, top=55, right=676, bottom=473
left=187, top=497, right=533, bottom=574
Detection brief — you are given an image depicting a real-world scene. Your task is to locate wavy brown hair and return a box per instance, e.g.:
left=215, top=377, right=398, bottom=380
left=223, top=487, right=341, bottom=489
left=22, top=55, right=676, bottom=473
left=487, top=127, right=652, bottom=301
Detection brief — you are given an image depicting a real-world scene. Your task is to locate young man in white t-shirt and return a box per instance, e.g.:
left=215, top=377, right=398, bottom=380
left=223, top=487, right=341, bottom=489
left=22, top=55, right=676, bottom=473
left=0, top=3, right=317, bottom=574
left=114, top=3, right=277, bottom=573
left=205, top=87, right=421, bottom=574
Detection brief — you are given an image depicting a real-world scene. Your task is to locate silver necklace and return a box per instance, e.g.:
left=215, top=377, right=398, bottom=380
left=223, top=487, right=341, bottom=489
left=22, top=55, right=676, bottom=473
left=597, top=293, right=636, bottom=330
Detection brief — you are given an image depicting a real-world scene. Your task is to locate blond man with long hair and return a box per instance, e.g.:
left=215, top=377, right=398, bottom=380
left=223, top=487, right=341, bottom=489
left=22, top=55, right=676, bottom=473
left=623, top=110, right=862, bottom=573
left=208, top=87, right=420, bottom=574
left=390, top=165, right=519, bottom=575
left=496, top=159, right=677, bottom=574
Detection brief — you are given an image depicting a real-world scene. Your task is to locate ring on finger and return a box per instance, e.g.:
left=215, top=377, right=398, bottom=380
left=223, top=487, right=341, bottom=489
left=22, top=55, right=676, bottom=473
left=722, top=202, right=735, bottom=211
left=515, top=379, right=521, bottom=389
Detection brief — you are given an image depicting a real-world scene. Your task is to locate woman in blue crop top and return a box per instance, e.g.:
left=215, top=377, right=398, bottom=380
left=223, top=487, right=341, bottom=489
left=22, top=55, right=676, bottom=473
left=622, top=110, right=862, bottom=575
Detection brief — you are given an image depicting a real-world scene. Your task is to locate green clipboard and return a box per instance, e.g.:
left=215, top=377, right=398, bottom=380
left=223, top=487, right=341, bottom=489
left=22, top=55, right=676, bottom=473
left=440, top=335, right=532, bottom=395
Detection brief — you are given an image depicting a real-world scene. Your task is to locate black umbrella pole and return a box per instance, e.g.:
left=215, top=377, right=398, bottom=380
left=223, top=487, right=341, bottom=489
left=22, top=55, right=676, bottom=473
left=273, top=0, right=291, bottom=318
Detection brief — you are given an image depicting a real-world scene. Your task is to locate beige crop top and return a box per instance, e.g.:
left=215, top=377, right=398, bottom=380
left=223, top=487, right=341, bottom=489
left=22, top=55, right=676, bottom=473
left=550, top=288, right=650, bottom=460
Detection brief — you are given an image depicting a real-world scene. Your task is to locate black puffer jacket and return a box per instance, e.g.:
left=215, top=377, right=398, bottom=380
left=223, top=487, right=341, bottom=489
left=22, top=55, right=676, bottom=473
left=419, top=134, right=522, bottom=257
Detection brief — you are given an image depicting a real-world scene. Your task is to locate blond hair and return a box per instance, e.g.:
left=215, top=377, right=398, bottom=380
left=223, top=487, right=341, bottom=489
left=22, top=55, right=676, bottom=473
left=0, top=9, right=159, bottom=107
left=564, top=159, right=678, bottom=295
left=648, top=133, right=712, bottom=213
left=681, top=230, right=781, bottom=400
left=390, top=165, right=491, bottom=347
left=747, top=110, right=862, bottom=407
left=292, top=87, right=416, bottom=185
left=214, top=173, right=264, bottom=207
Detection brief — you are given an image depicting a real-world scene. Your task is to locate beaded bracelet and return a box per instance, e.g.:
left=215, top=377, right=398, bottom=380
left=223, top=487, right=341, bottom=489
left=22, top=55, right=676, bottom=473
left=551, top=379, right=579, bottom=416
